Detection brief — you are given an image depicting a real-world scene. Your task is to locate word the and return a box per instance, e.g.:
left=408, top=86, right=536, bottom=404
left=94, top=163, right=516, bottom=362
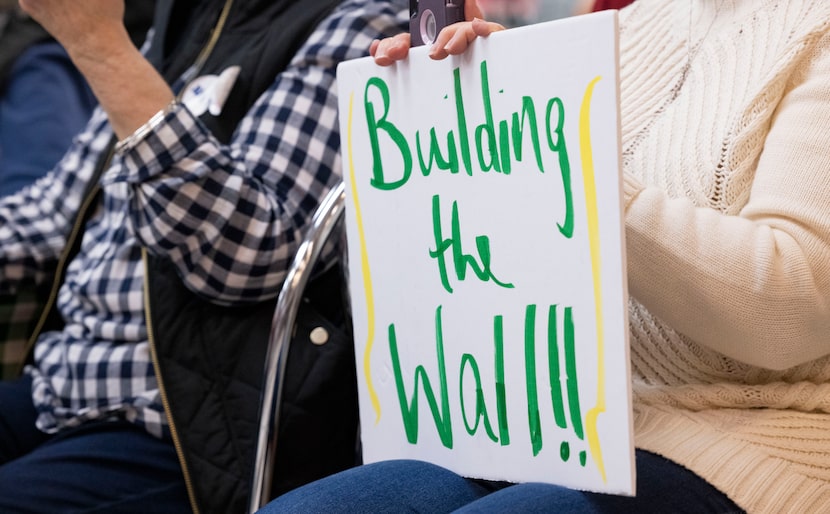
left=429, top=194, right=513, bottom=294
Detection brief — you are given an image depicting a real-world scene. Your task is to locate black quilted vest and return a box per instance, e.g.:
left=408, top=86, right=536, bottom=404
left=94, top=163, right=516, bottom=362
left=142, top=0, right=357, bottom=513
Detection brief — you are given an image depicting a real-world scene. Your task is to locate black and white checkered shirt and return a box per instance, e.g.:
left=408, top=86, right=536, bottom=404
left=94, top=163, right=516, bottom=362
left=0, top=0, right=407, bottom=440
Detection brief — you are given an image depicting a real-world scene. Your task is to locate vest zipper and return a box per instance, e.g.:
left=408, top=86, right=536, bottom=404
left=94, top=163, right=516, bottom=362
left=143, top=1, right=235, bottom=512
left=142, top=249, right=201, bottom=514
left=19, top=166, right=109, bottom=374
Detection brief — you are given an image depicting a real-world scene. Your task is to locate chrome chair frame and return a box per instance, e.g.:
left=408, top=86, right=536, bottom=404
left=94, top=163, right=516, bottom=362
left=248, top=181, right=347, bottom=513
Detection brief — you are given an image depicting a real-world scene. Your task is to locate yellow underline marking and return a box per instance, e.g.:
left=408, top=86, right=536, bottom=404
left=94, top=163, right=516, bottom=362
left=347, top=92, right=381, bottom=423
left=580, top=76, right=607, bottom=483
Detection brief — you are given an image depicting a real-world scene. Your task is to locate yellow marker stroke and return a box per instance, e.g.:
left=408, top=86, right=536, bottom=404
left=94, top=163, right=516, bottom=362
left=347, top=92, right=381, bottom=423
left=579, top=76, right=607, bottom=483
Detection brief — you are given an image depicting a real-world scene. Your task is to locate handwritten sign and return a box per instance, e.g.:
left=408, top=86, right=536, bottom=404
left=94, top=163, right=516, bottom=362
left=336, top=10, right=634, bottom=495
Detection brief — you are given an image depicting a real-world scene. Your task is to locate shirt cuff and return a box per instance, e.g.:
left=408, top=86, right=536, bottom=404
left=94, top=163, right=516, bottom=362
left=103, top=101, right=210, bottom=185
left=113, top=99, right=181, bottom=155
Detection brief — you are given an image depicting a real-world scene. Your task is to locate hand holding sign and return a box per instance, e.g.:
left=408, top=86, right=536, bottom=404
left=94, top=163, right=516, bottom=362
left=370, top=0, right=503, bottom=65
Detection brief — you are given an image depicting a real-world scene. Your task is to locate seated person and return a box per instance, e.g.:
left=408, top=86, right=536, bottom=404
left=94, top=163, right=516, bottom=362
left=0, top=0, right=408, bottom=512
left=260, top=0, right=830, bottom=512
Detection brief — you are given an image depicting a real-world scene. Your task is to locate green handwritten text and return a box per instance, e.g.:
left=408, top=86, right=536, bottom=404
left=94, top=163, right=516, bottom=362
left=429, top=195, right=513, bottom=294
left=363, top=62, right=574, bottom=237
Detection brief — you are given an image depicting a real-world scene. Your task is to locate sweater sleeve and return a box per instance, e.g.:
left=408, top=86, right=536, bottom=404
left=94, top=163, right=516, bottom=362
left=623, top=33, right=830, bottom=370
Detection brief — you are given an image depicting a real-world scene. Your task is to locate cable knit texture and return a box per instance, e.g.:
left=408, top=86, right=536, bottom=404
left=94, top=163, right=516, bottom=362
left=618, top=1, right=830, bottom=512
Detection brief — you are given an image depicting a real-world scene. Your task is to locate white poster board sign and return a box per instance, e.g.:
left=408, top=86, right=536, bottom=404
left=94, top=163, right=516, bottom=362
left=336, top=10, right=634, bottom=495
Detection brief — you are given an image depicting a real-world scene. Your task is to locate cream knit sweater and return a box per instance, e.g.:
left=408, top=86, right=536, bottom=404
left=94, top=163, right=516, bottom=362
left=618, top=1, right=830, bottom=512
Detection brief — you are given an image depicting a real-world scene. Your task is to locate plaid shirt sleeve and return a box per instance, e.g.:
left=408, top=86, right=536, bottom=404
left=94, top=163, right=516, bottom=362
left=103, top=0, right=409, bottom=306
left=0, top=108, right=115, bottom=294
left=0, top=109, right=114, bottom=380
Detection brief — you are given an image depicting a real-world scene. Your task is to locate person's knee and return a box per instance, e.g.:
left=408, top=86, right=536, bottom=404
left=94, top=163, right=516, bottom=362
left=261, top=459, right=489, bottom=514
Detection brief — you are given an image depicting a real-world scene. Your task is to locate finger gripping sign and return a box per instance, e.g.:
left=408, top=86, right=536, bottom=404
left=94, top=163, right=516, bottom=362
left=336, top=10, right=634, bottom=495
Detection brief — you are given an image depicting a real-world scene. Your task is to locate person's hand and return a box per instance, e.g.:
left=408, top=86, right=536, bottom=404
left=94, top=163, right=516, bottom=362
left=370, top=33, right=412, bottom=66
left=370, top=0, right=505, bottom=66
left=18, top=0, right=128, bottom=57
left=427, top=17, right=505, bottom=60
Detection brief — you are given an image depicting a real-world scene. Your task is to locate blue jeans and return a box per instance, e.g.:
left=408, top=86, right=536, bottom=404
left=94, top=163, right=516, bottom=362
left=0, top=375, right=190, bottom=513
left=261, top=452, right=744, bottom=513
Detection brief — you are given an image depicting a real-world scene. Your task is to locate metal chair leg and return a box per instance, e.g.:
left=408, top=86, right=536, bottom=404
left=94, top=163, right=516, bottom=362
left=248, top=181, right=346, bottom=514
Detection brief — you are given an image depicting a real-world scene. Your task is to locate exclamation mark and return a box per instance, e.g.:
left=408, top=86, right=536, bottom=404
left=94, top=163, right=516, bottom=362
left=548, top=305, right=567, bottom=429
left=547, top=305, right=571, bottom=462
left=524, top=304, right=543, bottom=456
left=564, top=306, right=586, bottom=466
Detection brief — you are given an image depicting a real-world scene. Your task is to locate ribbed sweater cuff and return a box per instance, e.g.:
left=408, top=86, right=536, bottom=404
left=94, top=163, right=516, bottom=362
left=622, top=172, right=645, bottom=212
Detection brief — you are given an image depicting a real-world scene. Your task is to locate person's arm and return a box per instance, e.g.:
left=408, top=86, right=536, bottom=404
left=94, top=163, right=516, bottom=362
left=623, top=33, right=830, bottom=370
left=100, top=0, right=408, bottom=306
left=19, top=0, right=172, bottom=139
left=0, top=108, right=114, bottom=294
left=369, top=0, right=830, bottom=371
left=370, top=0, right=503, bottom=65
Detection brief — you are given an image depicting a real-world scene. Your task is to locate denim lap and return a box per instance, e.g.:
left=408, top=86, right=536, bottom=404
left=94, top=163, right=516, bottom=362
left=0, top=375, right=190, bottom=513
left=261, top=451, right=743, bottom=514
